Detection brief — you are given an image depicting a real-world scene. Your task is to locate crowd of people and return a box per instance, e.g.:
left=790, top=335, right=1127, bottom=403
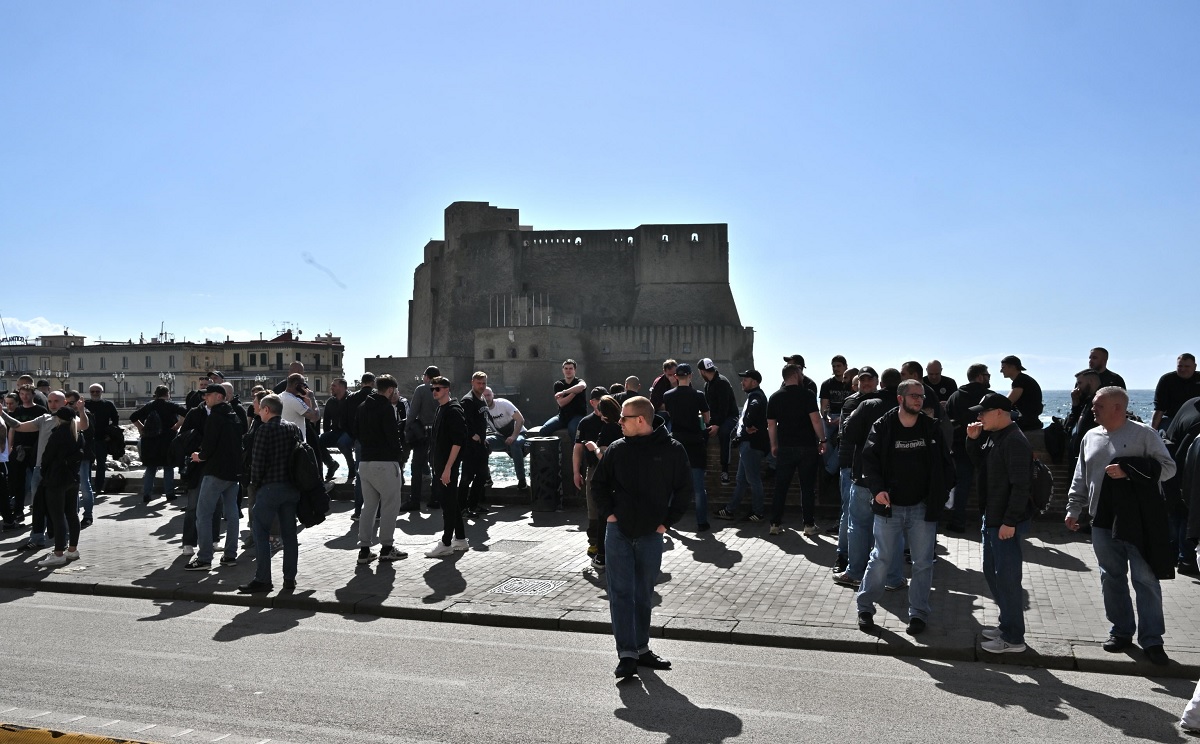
left=4, top=350, right=1200, bottom=728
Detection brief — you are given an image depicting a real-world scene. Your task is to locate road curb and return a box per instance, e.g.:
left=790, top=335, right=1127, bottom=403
left=0, top=723, right=156, bottom=743
left=3, top=575, right=1197, bottom=680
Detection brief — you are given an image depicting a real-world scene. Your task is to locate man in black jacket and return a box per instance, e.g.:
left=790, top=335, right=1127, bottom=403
left=186, top=384, right=243, bottom=571
left=716, top=370, right=769, bottom=522
left=84, top=383, right=120, bottom=495
left=592, top=396, right=692, bottom=678
left=346, top=373, right=375, bottom=520
left=355, top=375, right=407, bottom=564
left=855, top=379, right=953, bottom=636
left=698, top=358, right=738, bottom=485
left=426, top=377, right=469, bottom=558
left=944, top=363, right=992, bottom=532
left=967, top=393, right=1033, bottom=654
left=458, top=371, right=491, bottom=517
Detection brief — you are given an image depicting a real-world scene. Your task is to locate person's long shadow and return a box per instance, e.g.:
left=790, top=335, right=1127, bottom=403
left=335, top=559, right=397, bottom=622
left=615, top=671, right=743, bottom=743
left=903, top=657, right=1191, bottom=741
left=422, top=552, right=466, bottom=604
left=211, top=603, right=317, bottom=642
left=137, top=598, right=206, bottom=622
left=670, top=530, right=743, bottom=571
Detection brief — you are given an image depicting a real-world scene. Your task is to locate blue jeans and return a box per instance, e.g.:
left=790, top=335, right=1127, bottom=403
left=252, top=482, right=300, bottom=585
left=982, top=520, right=1029, bottom=644
left=1091, top=526, right=1165, bottom=647
left=727, top=442, right=765, bottom=516
left=196, top=475, right=240, bottom=563
left=486, top=431, right=528, bottom=484
left=352, top=441, right=364, bottom=514
left=949, top=451, right=973, bottom=528
left=846, top=484, right=904, bottom=585
left=142, top=466, right=175, bottom=498
left=837, top=468, right=853, bottom=555
left=691, top=468, right=708, bottom=526
left=79, top=460, right=94, bottom=519
left=605, top=523, right=663, bottom=660
left=771, top=445, right=818, bottom=525
left=822, top=420, right=841, bottom=475
left=540, top=414, right=583, bottom=441
left=857, top=503, right=937, bottom=621
left=319, top=430, right=355, bottom=477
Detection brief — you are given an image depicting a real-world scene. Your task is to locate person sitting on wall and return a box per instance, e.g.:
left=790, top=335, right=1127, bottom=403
left=539, top=359, right=588, bottom=440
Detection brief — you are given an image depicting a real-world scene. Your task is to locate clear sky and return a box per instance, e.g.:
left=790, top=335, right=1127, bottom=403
left=3, top=2, right=1196, bottom=390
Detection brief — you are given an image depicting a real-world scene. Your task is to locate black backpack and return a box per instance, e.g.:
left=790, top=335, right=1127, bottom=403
left=142, top=410, right=164, bottom=439
left=1030, top=455, right=1054, bottom=514
left=289, top=440, right=322, bottom=492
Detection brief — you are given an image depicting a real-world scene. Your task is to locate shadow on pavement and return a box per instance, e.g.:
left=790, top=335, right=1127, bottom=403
left=902, top=656, right=1193, bottom=741
left=422, top=552, right=466, bottom=604
left=670, top=529, right=743, bottom=570
left=212, top=602, right=317, bottom=642
left=615, top=670, right=743, bottom=743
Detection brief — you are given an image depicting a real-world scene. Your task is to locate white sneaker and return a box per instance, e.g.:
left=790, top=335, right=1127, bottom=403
left=182, top=545, right=196, bottom=556
left=981, top=627, right=1002, bottom=641
left=981, top=638, right=1027, bottom=654
left=802, top=524, right=820, bottom=536
left=450, top=537, right=469, bottom=551
left=425, top=541, right=454, bottom=558
left=39, top=553, right=68, bottom=567
left=65, top=550, right=80, bottom=562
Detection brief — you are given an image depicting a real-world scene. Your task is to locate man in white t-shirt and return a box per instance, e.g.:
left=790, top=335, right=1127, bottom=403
left=280, top=374, right=320, bottom=443
left=483, top=387, right=528, bottom=491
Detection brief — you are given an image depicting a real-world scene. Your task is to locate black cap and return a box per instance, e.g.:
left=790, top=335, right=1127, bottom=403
left=204, top=383, right=227, bottom=396
left=737, top=369, right=762, bottom=383
left=969, top=392, right=1013, bottom=414
left=675, top=363, right=693, bottom=376
left=589, top=386, right=608, bottom=400
left=208, top=370, right=225, bottom=380
left=859, top=366, right=878, bottom=379
left=424, top=366, right=440, bottom=378
left=783, top=354, right=805, bottom=367
left=1001, top=355, right=1026, bottom=371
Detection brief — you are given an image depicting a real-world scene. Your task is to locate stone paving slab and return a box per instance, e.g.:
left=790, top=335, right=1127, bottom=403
left=2, top=487, right=1200, bottom=679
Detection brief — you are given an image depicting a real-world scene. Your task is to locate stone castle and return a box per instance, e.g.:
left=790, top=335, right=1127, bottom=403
left=372, top=201, right=755, bottom=422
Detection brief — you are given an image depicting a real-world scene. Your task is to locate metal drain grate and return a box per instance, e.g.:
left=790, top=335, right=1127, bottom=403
left=484, top=540, right=541, bottom=554
left=488, top=577, right=566, bottom=596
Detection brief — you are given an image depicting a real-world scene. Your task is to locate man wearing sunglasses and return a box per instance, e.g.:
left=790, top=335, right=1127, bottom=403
left=592, top=396, right=692, bottom=679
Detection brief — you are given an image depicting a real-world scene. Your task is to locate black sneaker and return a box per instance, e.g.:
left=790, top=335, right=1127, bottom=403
left=1144, top=645, right=1170, bottom=666
left=696, top=523, right=710, bottom=532
left=184, top=559, right=212, bottom=571
left=614, top=657, right=638, bottom=678
left=1103, top=635, right=1134, bottom=652
left=748, top=513, right=764, bottom=523
left=638, top=651, right=671, bottom=670
left=591, top=554, right=605, bottom=570
left=219, top=555, right=237, bottom=566
left=516, top=483, right=528, bottom=492
left=281, top=578, right=297, bottom=593
left=237, top=580, right=273, bottom=594
left=379, top=546, right=408, bottom=561
left=906, top=617, right=927, bottom=636
left=80, top=516, right=93, bottom=529
left=834, top=554, right=848, bottom=573
left=714, top=508, right=736, bottom=520
left=720, top=472, right=730, bottom=485
left=357, top=547, right=377, bottom=565
left=857, top=612, right=875, bottom=630
left=325, top=463, right=340, bottom=482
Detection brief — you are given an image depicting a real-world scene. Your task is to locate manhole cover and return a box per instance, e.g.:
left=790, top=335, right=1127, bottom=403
left=484, top=540, right=540, bottom=554
left=489, top=577, right=566, bottom=596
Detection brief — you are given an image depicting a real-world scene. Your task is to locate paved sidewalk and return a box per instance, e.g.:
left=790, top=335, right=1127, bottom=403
left=3, top=485, right=1199, bottom=680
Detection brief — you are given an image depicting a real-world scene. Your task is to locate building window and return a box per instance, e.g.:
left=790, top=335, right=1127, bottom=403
left=146, top=381, right=152, bottom=394
left=528, top=345, right=540, bottom=359
left=100, top=358, right=107, bottom=370
left=507, top=347, right=517, bottom=359
left=485, top=348, right=495, bottom=360
left=295, top=353, right=301, bottom=362
left=77, top=358, right=84, bottom=370
left=145, top=356, right=153, bottom=369
left=315, top=379, right=322, bottom=392
left=333, top=354, right=339, bottom=367
left=233, top=353, right=241, bottom=371
left=122, top=356, right=128, bottom=369
left=314, top=354, right=320, bottom=367
left=602, top=345, right=611, bottom=354
left=682, top=343, right=692, bottom=354
left=192, top=356, right=197, bottom=367
left=277, top=353, right=284, bottom=369
left=169, top=355, right=175, bottom=367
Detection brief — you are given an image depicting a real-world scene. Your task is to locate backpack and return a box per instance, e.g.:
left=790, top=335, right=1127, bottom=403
left=296, top=484, right=331, bottom=527
left=106, top=424, right=127, bottom=458
left=142, top=410, right=164, bottom=439
left=1030, top=455, right=1054, bottom=514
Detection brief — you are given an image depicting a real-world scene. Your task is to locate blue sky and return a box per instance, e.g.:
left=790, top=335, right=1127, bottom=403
left=2, top=2, right=1196, bottom=390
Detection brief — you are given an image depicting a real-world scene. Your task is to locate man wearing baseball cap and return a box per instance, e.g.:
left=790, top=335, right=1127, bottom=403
left=966, top=392, right=1034, bottom=654
left=1000, top=356, right=1043, bottom=432
left=716, top=370, right=769, bottom=521
left=698, top=358, right=738, bottom=485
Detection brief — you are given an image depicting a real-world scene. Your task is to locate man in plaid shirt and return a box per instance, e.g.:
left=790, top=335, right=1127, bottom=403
left=239, top=394, right=303, bottom=594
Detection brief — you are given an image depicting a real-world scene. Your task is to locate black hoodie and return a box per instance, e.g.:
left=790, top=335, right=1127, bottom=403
left=592, top=419, right=692, bottom=538
left=946, top=381, right=992, bottom=453
left=357, top=392, right=403, bottom=463
left=196, top=401, right=243, bottom=483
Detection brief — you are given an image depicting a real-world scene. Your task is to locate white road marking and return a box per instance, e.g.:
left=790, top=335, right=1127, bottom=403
left=171, top=729, right=195, bottom=737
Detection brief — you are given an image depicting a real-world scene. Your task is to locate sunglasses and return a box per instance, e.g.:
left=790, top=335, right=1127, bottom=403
left=430, top=386, right=446, bottom=392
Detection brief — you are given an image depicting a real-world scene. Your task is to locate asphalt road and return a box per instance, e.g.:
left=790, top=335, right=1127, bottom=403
left=0, top=589, right=1194, bottom=743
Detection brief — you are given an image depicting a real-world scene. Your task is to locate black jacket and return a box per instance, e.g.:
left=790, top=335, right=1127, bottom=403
left=461, top=392, right=490, bottom=442
left=357, top=392, right=403, bottom=463
left=861, top=408, right=953, bottom=522
left=968, top=423, right=1034, bottom=528
left=737, top=386, right=769, bottom=453
left=1105, top=456, right=1174, bottom=580
left=704, top=372, right=739, bottom=425
left=196, top=402, right=243, bottom=483
left=431, top=400, right=468, bottom=471
left=946, top=382, right=991, bottom=454
left=41, top=425, right=84, bottom=486
left=345, top=386, right=374, bottom=439
left=841, top=391, right=896, bottom=478
left=84, top=398, right=120, bottom=439
left=592, top=420, right=692, bottom=538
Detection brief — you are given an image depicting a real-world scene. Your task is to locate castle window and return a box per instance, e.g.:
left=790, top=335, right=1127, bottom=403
left=661, top=234, right=669, bottom=242
left=574, top=237, right=582, bottom=246
left=529, top=346, right=540, bottom=359
left=602, top=344, right=611, bottom=354
left=507, top=347, right=518, bottom=359
left=627, top=237, right=634, bottom=245
left=682, top=343, right=692, bottom=354
left=641, top=342, right=650, bottom=353
left=485, top=348, right=495, bottom=360
left=691, top=233, right=699, bottom=242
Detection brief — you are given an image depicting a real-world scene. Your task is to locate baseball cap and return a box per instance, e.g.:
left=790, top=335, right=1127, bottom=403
left=697, top=358, right=716, bottom=371
left=969, top=392, right=1013, bottom=414
left=1001, top=355, right=1026, bottom=371
left=204, top=383, right=227, bottom=396
left=783, top=354, right=805, bottom=368
left=737, top=369, right=762, bottom=383
left=675, top=363, right=693, bottom=376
